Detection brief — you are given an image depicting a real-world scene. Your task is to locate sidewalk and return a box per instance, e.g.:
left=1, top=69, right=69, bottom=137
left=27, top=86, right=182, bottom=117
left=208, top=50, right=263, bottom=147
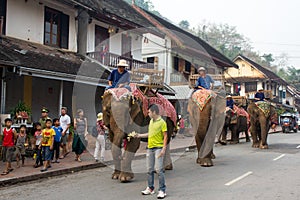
left=0, top=135, right=196, bottom=187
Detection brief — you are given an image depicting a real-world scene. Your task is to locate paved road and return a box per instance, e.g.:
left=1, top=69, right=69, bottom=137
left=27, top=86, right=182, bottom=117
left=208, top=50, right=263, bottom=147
left=1, top=132, right=300, bottom=200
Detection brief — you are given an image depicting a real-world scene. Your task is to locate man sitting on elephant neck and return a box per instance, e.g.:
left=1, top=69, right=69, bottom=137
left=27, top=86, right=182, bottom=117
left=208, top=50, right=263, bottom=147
left=106, top=59, right=131, bottom=91
left=226, top=95, right=234, bottom=109
left=195, top=67, right=214, bottom=90
left=254, top=88, right=265, bottom=102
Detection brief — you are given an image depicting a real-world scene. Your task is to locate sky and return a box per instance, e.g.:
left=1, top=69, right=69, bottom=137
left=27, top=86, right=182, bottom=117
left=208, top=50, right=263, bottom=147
left=150, top=0, right=300, bottom=67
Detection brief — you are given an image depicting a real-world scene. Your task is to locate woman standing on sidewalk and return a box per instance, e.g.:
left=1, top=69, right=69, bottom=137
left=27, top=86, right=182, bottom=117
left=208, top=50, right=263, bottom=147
left=94, top=113, right=107, bottom=162
left=72, top=109, right=87, bottom=162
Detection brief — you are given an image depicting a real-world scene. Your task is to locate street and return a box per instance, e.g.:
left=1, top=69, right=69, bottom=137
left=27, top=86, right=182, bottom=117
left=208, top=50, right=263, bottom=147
left=1, top=132, right=300, bottom=200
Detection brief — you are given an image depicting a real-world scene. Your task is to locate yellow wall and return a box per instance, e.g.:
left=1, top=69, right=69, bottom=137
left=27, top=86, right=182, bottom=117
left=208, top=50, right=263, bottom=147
left=225, top=57, right=266, bottom=79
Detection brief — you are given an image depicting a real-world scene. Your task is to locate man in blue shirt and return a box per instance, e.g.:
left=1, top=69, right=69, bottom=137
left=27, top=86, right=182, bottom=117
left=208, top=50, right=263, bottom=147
left=195, top=67, right=214, bottom=90
left=226, top=95, right=234, bottom=109
left=255, top=88, right=265, bottom=102
left=106, top=59, right=131, bottom=91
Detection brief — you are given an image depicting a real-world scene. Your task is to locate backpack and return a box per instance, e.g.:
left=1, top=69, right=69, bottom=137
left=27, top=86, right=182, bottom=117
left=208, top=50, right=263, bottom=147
left=91, top=126, right=98, bottom=138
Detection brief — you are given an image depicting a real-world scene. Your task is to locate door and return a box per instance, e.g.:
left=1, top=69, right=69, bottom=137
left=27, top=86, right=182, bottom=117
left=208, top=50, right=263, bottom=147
left=95, top=25, right=109, bottom=64
left=122, top=34, right=132, bottom=58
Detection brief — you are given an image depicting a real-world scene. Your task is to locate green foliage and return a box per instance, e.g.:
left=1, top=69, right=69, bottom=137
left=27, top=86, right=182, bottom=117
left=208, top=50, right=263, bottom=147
left=124, top=0, right=161, bottom=16
left=179, top=20, right=190, bottom=30
left=10, top=101, right=31, bottom=118
left=277, top=66, right=300, bottom=90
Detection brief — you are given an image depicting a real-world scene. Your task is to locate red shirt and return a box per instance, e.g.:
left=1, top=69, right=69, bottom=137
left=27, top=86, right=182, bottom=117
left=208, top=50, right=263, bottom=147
left=3, top=127, right=15, bottom=147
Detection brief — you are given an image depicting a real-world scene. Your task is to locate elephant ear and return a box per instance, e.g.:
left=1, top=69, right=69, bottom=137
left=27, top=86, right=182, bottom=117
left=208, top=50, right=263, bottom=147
left=102, top=92, right=112, bottom=126
left=129, top=96, right=141, bottom=124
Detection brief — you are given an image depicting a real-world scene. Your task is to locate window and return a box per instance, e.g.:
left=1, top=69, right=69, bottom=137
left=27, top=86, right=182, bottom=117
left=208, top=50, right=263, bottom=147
left=0, top=0, right=6, bottom=35
left=173, top=57, right=179, bottom=71
left=185, top=61, right=191, bottom=72
left=245, top=82, right=257, bottom=93
left=44, top=7, right=69, bottom=49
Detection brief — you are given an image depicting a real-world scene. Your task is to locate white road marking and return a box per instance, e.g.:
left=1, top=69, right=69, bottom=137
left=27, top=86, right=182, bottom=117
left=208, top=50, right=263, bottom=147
left=225, top=171, right=253, bottom=186
left=273, top=154, right=286, bottom=161
left=296, top=145, right=300, bottom=149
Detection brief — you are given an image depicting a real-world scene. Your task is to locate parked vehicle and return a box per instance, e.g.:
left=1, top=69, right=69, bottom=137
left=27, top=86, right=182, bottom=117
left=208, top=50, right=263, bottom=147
left=280, top=113, right=298, bottom=133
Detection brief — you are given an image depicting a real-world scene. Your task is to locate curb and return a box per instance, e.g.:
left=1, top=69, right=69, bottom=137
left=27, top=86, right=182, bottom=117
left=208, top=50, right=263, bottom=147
left=0, top=144, right=196, bottom=188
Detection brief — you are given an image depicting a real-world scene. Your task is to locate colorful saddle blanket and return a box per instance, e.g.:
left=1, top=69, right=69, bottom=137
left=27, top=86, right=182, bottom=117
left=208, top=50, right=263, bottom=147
left=105, top=88, right=132, bottom=101
left=255, top=101, right=271, bottom=118
left=130, top=83, right=177, bottom=126
left=192, top=89, right=214, bottom=111
left=233, top=105, right=250, bottom=124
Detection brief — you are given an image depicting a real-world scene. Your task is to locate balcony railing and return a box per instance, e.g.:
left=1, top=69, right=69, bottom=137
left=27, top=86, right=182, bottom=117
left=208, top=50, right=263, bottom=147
left=87, top=51, right=153, bottom=70
left=189, top=74, right=225, bottom=88
left=246, top=90, right=273, bottom=99
left=170, top=72, right=189, bottom=85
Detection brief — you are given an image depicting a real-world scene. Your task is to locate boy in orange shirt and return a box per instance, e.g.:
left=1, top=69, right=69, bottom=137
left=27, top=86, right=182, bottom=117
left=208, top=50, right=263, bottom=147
left=39, top=119, right=55, bottom=172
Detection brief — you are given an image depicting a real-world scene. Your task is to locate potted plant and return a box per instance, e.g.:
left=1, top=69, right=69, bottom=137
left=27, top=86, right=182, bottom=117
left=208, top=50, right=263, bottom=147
left=10, top=101, right=31, bottom=124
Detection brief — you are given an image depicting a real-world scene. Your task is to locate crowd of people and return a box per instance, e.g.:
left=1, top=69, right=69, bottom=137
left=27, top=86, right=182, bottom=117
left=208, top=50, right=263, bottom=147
left=1, top=107, right=107, bottom=175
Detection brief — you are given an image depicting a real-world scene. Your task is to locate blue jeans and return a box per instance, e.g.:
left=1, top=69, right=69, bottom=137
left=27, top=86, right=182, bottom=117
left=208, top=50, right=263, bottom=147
left=105, top=85, right=131, bottom=91
left=147, top=147, right=166, bottom=192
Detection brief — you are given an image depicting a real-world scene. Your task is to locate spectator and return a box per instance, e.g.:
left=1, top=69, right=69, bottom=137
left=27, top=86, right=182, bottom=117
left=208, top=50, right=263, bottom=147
left=59, top=107, right=71, bottom=159
left=136, top=104, right=168, bottom=199
left=34, top=122, right=43, bottom=168
left=39, top=107, right=51, bottom=129
left=106, top=59, right=131, bottom=91
left=51, top=118, right=63, bottom=164
left=226, top=95, right=234, bottom=109
left=1, top=118, right=17, bottom=175
left=40, top=119, right=55, bottom=172
left=15, top=125, right=28, bottom=168
left=178, top=115, right=185, bottom=135
left=255, top=89, right=265, bottom=102
left=72, top=109, right=87, bottom=162
left=94, top=113, right=107, bottom=162
left=195, top=67, right=214, bottom=90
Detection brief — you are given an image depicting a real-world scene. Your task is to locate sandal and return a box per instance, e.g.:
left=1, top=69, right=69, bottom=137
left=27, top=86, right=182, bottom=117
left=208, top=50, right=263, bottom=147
left=8, top=168, right=14, bottom=172
left=1, top=171, right=9, bottom=175
left=77, top=158, right=82, bottom=162
left=40, top=168, right=48, bottom=172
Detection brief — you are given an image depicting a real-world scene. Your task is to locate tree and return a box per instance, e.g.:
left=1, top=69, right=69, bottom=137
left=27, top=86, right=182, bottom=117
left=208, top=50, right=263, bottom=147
left=124, top=0, right=161, bottom=15
left=179, top=20, right=190, bottom=30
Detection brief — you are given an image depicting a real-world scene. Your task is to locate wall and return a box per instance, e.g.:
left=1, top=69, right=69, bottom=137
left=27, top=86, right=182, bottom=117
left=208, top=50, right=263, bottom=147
left=225, top=58, right=265, bottom=79
left=6, top=0, right=77, bottom=51
left=131, top=33, right=142, bottom=61
left=5, top=73, right=24, bottom=115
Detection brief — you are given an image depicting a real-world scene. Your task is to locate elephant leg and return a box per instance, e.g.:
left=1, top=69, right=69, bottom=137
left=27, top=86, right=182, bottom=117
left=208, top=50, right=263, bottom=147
left=164, top=144, right=173, bottom=170
left=259, top=119, right=269, bottom=149
left=195, top=133, right=214, bottom=167
left=230, top=126, right=239, bottom=144
left=219, top=127, right=227, bottom=145
left=245, top=130, right=251, bottom=142
left=111, top=131, right=124, bottom=180
left=250, top=124, right=260, bottom=148
left=195, top=134, right=202, bottom=164
left=119, top=138, right=140, bottom=182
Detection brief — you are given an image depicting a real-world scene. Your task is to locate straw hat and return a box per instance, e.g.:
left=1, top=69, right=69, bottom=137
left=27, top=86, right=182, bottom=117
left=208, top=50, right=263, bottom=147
left=97, top=113, right=103, bottom=121
left=226, top=95, right=232, bottom=98
left=198, top=67, right=206, bottom=71
left=117, top=59, right=129, bottom=67
left=41, top=107, right=49, bottom=113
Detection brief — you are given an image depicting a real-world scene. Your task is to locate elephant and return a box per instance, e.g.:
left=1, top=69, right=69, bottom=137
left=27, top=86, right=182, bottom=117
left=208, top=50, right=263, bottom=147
left=219, top=108, right=250, bottom=145
left=188, top=89, right=226, bottom=167
left=102, top=88, right=175, bottom=182
left=247, top=101, right=277, bottom=149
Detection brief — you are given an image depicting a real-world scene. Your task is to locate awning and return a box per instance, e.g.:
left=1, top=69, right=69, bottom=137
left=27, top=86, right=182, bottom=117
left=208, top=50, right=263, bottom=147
left=164, top=85, right=192, bottom=100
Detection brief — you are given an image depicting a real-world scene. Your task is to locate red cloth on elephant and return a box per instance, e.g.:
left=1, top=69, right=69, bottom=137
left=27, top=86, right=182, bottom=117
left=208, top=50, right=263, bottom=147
left=233, top=105, right=250, bottom=124
left=130, top=83, right=177, bottom=126
left=105, top=88, right=131, bottom=101
left=191, top=89, right=213, bottom=111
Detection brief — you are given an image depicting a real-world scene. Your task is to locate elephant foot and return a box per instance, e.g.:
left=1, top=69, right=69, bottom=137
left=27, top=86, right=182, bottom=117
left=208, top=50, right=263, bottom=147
left=210, top=153, right=216, bottom=159
left=112, top=170, right=121, bottom=180
left=252, top=142, right=260, bottom=148
left=165, top=163, right=173, bottom=170
left=219, top=140, right=227, bottom=145
left=260, top=144, right=269, bottom=149
left=230, top=140, right=239, bottom=144
left=197, top=158, right=214, bottom=167
left=119, top=171, right=134, bottom=183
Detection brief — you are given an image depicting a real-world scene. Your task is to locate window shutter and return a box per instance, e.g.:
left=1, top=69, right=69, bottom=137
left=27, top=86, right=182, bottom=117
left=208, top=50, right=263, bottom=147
left=60, top=13, right=69, bottom=49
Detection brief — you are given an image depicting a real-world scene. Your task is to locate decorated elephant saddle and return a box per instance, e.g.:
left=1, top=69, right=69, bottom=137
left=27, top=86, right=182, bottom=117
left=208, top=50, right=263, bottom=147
left=255, top=101, right=271, bottom=118
left=105, top=88, right=132, bottom=101
left=191, top=89, right=215, bottom=111
left=233, top=105, right=250, bottom=124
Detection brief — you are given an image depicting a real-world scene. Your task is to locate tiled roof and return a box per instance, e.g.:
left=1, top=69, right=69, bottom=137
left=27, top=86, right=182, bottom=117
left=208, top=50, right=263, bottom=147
left=0, top=36, right=110, bottom=81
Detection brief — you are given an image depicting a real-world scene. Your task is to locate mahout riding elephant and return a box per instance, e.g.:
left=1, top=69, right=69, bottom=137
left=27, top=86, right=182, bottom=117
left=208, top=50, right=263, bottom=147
left=102, top=87, right=175, bottom=182
left=219, top=107, right=250, bottom=145
left=188, top=89, right=226, bottom=167
left=247, top=101, right=277, bottom=149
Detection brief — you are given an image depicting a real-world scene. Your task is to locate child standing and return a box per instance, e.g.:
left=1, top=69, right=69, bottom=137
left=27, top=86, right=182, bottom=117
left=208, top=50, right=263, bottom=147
left=1, top=118, right=17, bottom=175
left=39, top=119, right=55, bottom=172
left=15, top=125, right=28, bottom=168
left=136, top=104, right=168, bottom=199
left=51, top=118, right=63, bottom=163
left=34, top=122, right=43, bottom=168
left=94, top=113, right=107, bottom=162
